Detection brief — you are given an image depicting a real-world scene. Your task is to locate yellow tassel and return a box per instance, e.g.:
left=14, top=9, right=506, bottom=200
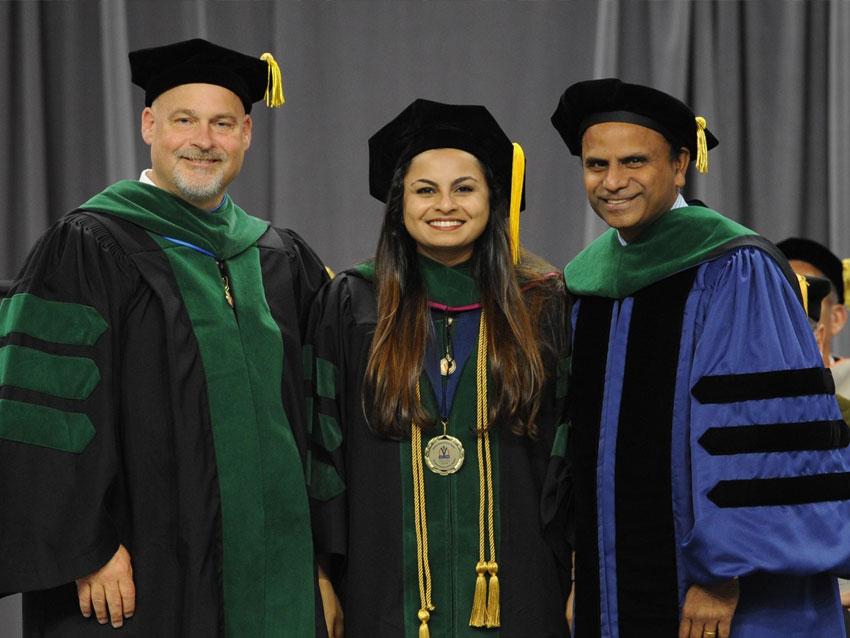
left=509, top=142, right=525, bottom=264
left=260, top=52, right=285, bottom=107
left=694, top=116, right=709, bottom=174
left=797, top=273, right=810, bottom=317
left=843, top=259, right=850, bottom=309
left=418, top=608, right=431, bottom=638
left=469, top=561, right=488, bottom=627
left=485, top=561, right=500, bottom=628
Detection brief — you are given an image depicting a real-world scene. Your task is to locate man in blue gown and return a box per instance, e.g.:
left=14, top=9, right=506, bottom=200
left=553, top=78, right=850, bottom=638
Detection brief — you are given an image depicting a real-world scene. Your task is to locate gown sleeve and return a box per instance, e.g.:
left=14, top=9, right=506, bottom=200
left=304, top=275, right=352, bottom=561
left=538, top=282, right=575, bottom=564
left=679, top=246, right=850, bottom=585
left=277, top=228, right=331, bottom=341
left=0, top=213, right=139, bottom=594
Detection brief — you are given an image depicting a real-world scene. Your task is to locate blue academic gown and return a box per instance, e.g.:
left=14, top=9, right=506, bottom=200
left=568, top=244, right=850, bottom=637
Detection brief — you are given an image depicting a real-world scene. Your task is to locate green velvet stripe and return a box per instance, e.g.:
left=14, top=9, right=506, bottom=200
left=153, top=236, right=315, bottom=638
left=318, top=414, right=343, bottom=452
left=315, top=357, right=337, bottom=400
left=0, top=345, right=100, bottom=400
left=0, top=399, right=95, bottom=452
left=308, top=457, right=346, bottom=501
left=401, top=335, right=500, bottom=636
left=0, top=293, right=107, bottom=345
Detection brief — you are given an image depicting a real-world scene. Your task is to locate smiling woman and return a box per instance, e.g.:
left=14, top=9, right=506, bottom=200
left=305, top=99, right=574, bottom=637
left=402, top=147, right=490, bottom=267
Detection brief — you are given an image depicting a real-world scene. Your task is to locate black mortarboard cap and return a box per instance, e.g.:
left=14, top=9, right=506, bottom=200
left=778, top=237, right=845, bottom=304
left=368, top=98, right=524, bottom=210
left=551, top=78, right=718, bottom=172
left=129, top=38, right=284, bottom=113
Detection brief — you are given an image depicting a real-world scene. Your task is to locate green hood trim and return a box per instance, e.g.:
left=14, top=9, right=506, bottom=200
left=351, top=255, right=479, bottom=307
left=83, top=180, right=268, bottom=260
left=564, top=206, right=756, bottom=299
left=149, top=235, right=316, bottom=636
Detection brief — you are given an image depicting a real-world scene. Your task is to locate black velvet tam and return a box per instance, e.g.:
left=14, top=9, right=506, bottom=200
left=778, top=237, right=845, bottom=304
left=129, top=38, right=268, bottom=112
left=368, top=98, right=524, bottom=209
left=551, top=78, right=718, bottom=158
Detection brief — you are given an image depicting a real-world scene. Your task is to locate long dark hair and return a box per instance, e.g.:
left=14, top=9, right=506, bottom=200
left=363, top=157, right=558, bottom=438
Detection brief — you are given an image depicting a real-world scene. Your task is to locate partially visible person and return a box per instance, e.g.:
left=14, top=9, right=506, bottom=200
left=553, top=78, right=850, bottom=638
left=307, top=99, right=573, bottom=637
left=797, top=272, right=850, bottom=626
left=778, top=237, right=850, bottom=397
left=0, top=39, right=333, bottom=637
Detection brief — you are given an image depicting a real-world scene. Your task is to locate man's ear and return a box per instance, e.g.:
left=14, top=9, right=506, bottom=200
left=831, top=302, right=848, bottom=337
left=673, top=147, right=690, bottom=189
left=242, top=114, right=253, bottom=150
left=141, top=107, right=155, bottom=145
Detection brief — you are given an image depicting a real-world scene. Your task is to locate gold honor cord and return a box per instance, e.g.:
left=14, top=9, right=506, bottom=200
left=412, top=383, right=435, bottom=638
left=469, top=313, right=500, bottom=628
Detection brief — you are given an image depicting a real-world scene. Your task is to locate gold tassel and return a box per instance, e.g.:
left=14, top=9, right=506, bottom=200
left=485, top=561, right=500, bottom=628
left=797, top=273, right=810, bottom=316
left=843, top=258, right=850, bottom=309
left=260, top=52, right=285, bottom=107
left=418, top=608, right=431, bottom=638
left=469, top=561, right=488, bottom=627
left=509, top=142, right=525, bottom=264
left=694, top=116, right=709, bottom=174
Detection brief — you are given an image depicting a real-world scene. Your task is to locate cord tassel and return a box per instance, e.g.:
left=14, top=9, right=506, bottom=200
left=469, top=561, right=489, bottom=627
left=260, top=52, right=285, bottom=107
left=694, top=116, right=709, bottom=174
left=485, top=561, right=500, bottom=628
left=418, top=608, right=431, bottom=638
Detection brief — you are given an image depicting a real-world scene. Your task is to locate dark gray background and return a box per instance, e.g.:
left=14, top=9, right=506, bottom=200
left=2, top=0, right=849, bottom=633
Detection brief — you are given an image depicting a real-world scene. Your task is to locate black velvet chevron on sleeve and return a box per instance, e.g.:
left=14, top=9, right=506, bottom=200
left=692, top=367, right=835, bottom=404
left=708, top=472, right=850, bottom=507
left=699, top=420, right=850, bottom=455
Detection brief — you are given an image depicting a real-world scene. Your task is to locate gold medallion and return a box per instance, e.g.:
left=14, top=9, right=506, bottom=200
left=424, top=434, right=465, bottom=475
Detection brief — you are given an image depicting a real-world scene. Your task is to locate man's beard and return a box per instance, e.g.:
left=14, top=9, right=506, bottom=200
left=173, top=151, right=227, bottom=206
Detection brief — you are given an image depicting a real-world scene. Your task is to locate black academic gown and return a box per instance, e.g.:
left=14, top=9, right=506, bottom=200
left=307, top=260, right=573, bottom=638
left=0, top=199, right=329, bottom=638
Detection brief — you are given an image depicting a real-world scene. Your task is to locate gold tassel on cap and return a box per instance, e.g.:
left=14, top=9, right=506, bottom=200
left=260, top=52, right=285, bottom=107
left=509, top=142, right=525, bottom=265
left=695, top=116, right=709, bottom=174
left=797, top=273, right=810, bottom=316
left=844, top=259, right=850, bottom=309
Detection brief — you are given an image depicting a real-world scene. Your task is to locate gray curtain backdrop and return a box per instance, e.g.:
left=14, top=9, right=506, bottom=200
left=1, top=0, right=848, bottom=632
